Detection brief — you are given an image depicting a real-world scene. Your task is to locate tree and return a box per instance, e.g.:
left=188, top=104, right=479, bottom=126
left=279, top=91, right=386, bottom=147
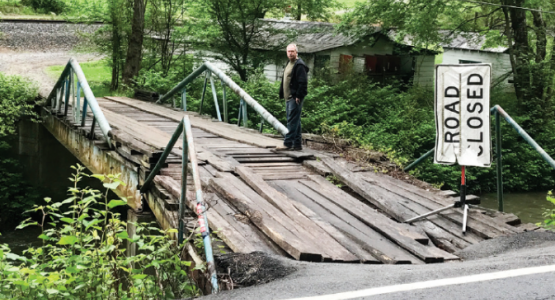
left=122, top=0, right=148, bottom=86
left=187, top=0, right=289, bottom=81
left=342, top=0, right=555, bottom=133
left=286, top=0, right=339, bottom=21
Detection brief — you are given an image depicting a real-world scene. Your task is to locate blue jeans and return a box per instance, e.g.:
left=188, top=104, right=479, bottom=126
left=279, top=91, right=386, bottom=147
left=284, top=99, right=303, bottom=148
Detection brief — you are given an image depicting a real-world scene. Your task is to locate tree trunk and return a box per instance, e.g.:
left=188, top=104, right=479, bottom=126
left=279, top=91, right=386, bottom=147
left=122, top=0, right=147, bottom=86
left=295, top=3, right=301, bottom=20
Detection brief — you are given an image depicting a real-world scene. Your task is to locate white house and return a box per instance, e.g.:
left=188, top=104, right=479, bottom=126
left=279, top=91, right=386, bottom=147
left=439, top=32, right=513, bottom=90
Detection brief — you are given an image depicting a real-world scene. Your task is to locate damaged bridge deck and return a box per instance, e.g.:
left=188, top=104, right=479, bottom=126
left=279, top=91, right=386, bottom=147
left=43, top=96, right=539, bottom=265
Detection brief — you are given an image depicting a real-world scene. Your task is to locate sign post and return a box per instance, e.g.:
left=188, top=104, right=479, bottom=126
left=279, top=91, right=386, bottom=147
left=405, top=64, right=492, bottom=234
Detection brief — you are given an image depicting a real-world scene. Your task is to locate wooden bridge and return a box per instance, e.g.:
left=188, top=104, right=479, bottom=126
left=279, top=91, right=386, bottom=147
left=41, top=60, right=538, bottom=270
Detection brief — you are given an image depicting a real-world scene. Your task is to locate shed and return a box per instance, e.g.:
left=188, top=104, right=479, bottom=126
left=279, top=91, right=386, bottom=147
left=256, top=19, right=437, bottom=86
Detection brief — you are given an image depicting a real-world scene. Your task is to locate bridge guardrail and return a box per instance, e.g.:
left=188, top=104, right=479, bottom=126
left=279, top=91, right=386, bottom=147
left=46, top=58, right=112, bottom=145
left=403, top=104, right=555, bottom=212
left=139, top=115, right=219, bottom=294
left=158, top=61, right=288, bottom=136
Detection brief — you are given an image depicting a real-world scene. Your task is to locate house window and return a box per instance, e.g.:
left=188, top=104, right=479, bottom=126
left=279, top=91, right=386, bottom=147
left=365, top=55, right=402, bottom=74
left=339, top=54, right=353, bottom=73
left=459, top=60, right=482, bottom=64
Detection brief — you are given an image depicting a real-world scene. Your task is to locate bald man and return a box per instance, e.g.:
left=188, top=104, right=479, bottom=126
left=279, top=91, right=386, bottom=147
left=279, top=43, right=309, bottom=151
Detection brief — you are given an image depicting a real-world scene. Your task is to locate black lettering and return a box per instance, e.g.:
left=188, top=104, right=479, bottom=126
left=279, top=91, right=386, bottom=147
left=477, top=146, right=483, bottom=156
left=445, top=101, right=460, bottom=114
left=467, top=117, right=483, bottom=129
left=467, top=88, right=483, bottom=99
left=467, top=132, right=483, bottom=143
left=467, top=102, right=483, bottom=113
left=467, top=74, right=483, bottom=85
left=445, top=117, right=459, bottom=129
left=444, top=87, right=460, bottom=98
left=445, top=132, right=460, bottom=143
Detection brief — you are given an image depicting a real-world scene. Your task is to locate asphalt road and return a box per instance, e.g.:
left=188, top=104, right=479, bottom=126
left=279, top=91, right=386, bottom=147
left=204, top=231, right=555, bottom=300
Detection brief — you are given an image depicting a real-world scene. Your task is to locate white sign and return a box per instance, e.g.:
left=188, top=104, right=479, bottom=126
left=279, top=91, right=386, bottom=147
left=434, top=64, right=491, bottom=167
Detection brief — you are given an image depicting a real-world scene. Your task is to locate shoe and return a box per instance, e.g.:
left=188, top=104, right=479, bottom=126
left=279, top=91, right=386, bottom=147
left=292, top=146, right=303, bottom=151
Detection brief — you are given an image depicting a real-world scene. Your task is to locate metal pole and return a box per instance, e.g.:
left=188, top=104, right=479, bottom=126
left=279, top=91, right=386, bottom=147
left=404, top=148, right=434, bottom=172
left=460, top=165, right=467, bottom=234
left=221, top=80, right=228, bottom=123
left=182, top=88, right=187, bottom=111
left=182, top=116, right=218, bottom=293
left=158, top=64, right=207, bottom=104
left=199, top=71, right=209, bottom=115
left=63, top=77, right=70, bottom=116
left=259, top=115, right=264, bottom=133
left=242, top=98, right=248, bottom=127
left=209, top=75, right=222, bottom=121
left=237, top=99, right=243, bottom=126
left=404, top=204, right=455, bottom=223
left=179, top=121, right=188, bottom=245
left=81, top=98, right=88, bottom=127
left=76, top=82, right=81, bottom=124
left=140, top=121, right=184, bottom=192
left=492, top=105, right=555, bottom=170
left=90, top=117, right=96, bottom=140
left=495, top=109, right=504, bottom=212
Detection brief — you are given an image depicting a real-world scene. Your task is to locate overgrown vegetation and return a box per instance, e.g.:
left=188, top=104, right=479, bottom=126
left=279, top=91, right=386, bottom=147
left=0, top=165, right=199, bottom=299
left=0, top=73, right=40, bottom=230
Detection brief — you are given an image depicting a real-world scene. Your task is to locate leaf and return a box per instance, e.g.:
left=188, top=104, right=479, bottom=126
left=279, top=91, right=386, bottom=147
left=58, top=235, right=79, bottom=245
left=47, top=289, right=59, bottom=295
left=91, top=174, right=105, bottom=181
left=107, top=199, right=127, bottom=208
left=84, top=219, right=103, bottom=230
left=65, top=266, right=79, bottom=274
left=103, top=182, right=121, bottom=190
left=116, top=231, right=129, bottom=239
left=132, top=274, right=147, bottom=280
left=60, top=218, right=75, bottom=224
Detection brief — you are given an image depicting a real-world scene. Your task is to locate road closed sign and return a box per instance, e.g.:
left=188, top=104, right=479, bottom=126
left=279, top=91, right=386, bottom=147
left=434, top=64, right=492, bottom=167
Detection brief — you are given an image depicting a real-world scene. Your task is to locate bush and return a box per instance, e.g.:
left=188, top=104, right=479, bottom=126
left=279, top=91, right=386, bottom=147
left=0, top=72, right=37, bottom=137
left=21, top=0, right=66, bottom=14
left=0, top=165, right=199, bottom=299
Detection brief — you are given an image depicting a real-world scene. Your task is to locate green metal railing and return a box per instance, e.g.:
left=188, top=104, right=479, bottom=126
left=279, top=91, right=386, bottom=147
left=46, top=58, right=112, bottom=145
left=403, top=105, right=555, bottom=212
left=139, top=116, right=218, bottom=294
left=158, top=61, right=287, bottom=135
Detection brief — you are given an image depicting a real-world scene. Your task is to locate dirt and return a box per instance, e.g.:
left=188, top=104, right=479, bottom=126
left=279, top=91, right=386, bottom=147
left=215, top=252, right=297, bottom=290
left=0, top=48, right=103, bottom=97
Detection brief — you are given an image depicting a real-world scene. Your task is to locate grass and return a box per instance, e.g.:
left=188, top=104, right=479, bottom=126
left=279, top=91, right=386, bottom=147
left=45, top=60, right=116, bottom=97
left=336, top=0, right=361, bottom=8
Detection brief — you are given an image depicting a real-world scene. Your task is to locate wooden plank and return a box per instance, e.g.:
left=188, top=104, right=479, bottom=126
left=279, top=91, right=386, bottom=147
left=196, top=147, right=238, bottom=172
left=235, top=157, right=297, bottom=163
left=104, top=96, right=284, bottom=148
left=242, top=162, right=300, bottom=167
left=153, top=176, right=259, bottom=254
left=209, top=176, right=323, bottom=261
left=272, top=149, right=316, bottom=159
left=262, top=174, right=311, bottom=180
left=303, top=160, right=332, bottom=176
left=270, top=180, right=417, bottom=264
left=235, top=166, right=359, bottom=262
left=301, top=175, right=458, bottom=263
left=321, top=157, right=414, bottom=221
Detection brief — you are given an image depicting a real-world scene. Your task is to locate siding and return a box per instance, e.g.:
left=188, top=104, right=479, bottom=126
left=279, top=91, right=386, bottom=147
left=413, top=55, right=435, bottom=87
left=441, top=49, right=513, bottom=91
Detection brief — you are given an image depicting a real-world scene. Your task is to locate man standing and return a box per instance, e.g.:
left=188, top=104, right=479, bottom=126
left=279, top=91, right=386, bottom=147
left=279, top=43, right=309, bottom=151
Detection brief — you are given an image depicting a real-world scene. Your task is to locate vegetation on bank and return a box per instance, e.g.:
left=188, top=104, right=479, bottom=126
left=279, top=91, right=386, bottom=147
left=0, top=72, right=40, bottom=230
left=0, top=165, right=200, bottom=299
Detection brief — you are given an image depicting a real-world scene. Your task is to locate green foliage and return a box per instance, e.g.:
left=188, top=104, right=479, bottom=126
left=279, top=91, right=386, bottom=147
left=0, top=72, right=38, bottom=137
left=0, top=165, right=199, bottom=299
left=540, top=191, right=555, bottom=230
left=20, top=0, right=65, bottom=14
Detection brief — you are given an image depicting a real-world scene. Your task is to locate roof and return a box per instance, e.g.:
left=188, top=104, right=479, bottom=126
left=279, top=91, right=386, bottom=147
left=258, top=19, right=377, bottom=53
left=439, top=31, right=508, bottom=53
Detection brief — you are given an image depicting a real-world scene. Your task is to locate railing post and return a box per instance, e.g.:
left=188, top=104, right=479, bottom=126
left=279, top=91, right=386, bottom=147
left=404, top=148, right=434, bottom=172
left=209, top=75, right=222, bottom=121
left=181, top=88, right=187, bottom=111
left=495, top=109, right=504, bottom=212
left=90, top=117, right=96, bottom=140
left=199, top=71, right=209, bottom=115
left=221, top=80, right=227, bottom=123
left=259, top=115, right=264, bottom=133
left=81, top=97, right=88, bottom=127
left=241, top=98, right=248, bottom=127
left=64, top=75, right=70, bottom=116
left=76, top=82, right=81, bottom=124
left=179, top=120, right=188, bottom=245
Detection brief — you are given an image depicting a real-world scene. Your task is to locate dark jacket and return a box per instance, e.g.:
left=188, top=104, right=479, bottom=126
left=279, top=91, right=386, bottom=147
left=279, top=58, right=310, bottom=100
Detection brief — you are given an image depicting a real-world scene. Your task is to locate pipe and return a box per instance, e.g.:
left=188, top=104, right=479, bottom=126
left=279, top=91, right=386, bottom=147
left=182, top=116, right=219, bottom=293
left=494, top=109, right=504, bottom=212
left=204, top=61, right=288, bottom=135
left=158, top=64, right=208, bottom=104
left=492, top=105, right=555, bottom=170
left=140, top=120, right=184, bottom=192
left=69, top=58, right=112, bottom=145
left=404, top=148, right=434, bottom=172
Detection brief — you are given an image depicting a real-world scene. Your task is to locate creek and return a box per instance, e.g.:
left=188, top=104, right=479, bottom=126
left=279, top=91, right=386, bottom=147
left=480, top=192, right=551, bottom=224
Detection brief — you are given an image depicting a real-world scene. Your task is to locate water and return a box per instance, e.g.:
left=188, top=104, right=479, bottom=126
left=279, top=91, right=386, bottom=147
left=480, top=192, right=551, bottom=224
